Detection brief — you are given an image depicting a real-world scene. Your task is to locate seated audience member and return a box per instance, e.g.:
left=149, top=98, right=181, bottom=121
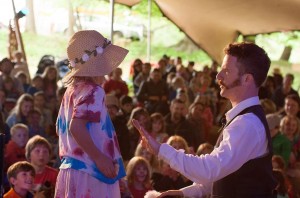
left=27, top=75, right=44, bottom=96
left=127, top=107, right=151, bottom=159
left=10, top=51, right=30, bottom=79
left=27, top=108, right=47, bottom=138
left=283, top=94, right=300, bottom=119
left=103, top=67, right=129, bottom=99
left=1, top=75, right=21, bottom=100
left=164, top=99, right=196, bottom=150
left=4, top=161, right=35, bottom=198
left=280, top=115, right=300, bottom=168
left=126, top=156, right=153, bottom=198
left=258, top=75, right=275, bottom=100
left=150, top=112, right=169, bottom=143
left=15, top=71, right=30, bottom=93
left=4, top=124, right=29, bottom=171
left=266, top=113, right=292, bottom=166
left=272, top=169, right=289, bottom=198
left=41, top=66, right=58, bottom=104
left=105, top=94, right=131, bottom=162
left=33, top=91, right=53, bottom=129
left=135, top=142, right=159, bottom=174
left=25, top=135, right=58, bottom=197
left=134, top=62, right=151, bottom=92
left=152, top=136, right=192, bottom=192
left=260, top=98, right=277, bottom=115
left=186, top=102, right=205, bottom=149
left=272, top=73, right=299, bottom=111
left=6, top=93, right=34, bottom=129
left=130, top=58, right=143, bottom=94
left=119, top=95, right=134, bottom=123
left=136, top=68, right=169, bottom=115
left=196, top=142, right=214, bottom=156
left=0, top=57, right=24, bottom=93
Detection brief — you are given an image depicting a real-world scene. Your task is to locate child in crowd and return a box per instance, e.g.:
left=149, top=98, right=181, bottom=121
left=4, top=124, right=29, bottom=171
left=135, top=142, right=159, bottom=173
left=150, top=112, right=168, bottom=143
left=27, top=109, right=46, bottom=138
left=41, top=66, right=58, bottom=104
left=2, top=75, right=21, bottom=100
left=25, top=135, right=58, bottom=196
left=55, top=30, right=128, bottom=197
left=119, top=95, right=134, bottom=122
left=27, top=75, right=44, bottom=96
left=4, top=161, right=35, bottom=198
left=196, top=142, right=214, bottom=156
left=126, top=156, right=152, bottom=198
left=6, top=93, right=34, bottom=129
left=15, top=71, right=30, bottom=93
left=266, top=113, right=292, bottom=166
left=280, top=115, right=300, bottom=168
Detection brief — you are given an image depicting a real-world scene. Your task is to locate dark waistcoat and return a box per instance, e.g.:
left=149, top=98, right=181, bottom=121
left=211, top=105, right=277, bottom=198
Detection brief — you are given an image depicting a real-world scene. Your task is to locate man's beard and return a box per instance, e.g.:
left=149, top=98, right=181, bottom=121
left=218, top=77, right=241, bottom=90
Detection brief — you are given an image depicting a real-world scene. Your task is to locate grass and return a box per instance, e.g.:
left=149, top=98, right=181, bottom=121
left=1, top=29, right=300, bottom=91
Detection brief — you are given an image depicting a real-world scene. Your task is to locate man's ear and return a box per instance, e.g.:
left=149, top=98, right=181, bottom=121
left=242, top=73, right=254, bottom=85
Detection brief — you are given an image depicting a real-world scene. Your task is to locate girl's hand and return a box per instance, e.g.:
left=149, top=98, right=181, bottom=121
left=157, top=190, right=183, bottom=198
left=95, top=154, right=117, bottom=178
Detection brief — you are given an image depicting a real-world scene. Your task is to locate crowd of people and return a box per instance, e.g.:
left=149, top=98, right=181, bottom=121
left=1, top=35, right=300, bottom=197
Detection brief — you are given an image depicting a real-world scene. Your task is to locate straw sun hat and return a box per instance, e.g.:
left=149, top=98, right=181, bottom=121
left=63, top=30, right=128, bottom=82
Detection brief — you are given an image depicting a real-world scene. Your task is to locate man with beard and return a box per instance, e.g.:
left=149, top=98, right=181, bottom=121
left=164, top=98, right=196, bottom=150
left=132, top=42, right=277, bottom=197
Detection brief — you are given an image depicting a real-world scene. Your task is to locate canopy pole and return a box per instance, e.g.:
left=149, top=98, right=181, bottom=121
left=109, top=0, right=115, bottom=43
left=147, top=0, right=151, bottom=62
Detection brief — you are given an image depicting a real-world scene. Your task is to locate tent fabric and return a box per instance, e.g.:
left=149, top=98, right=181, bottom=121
left=154, top=0, right=300, bottom=63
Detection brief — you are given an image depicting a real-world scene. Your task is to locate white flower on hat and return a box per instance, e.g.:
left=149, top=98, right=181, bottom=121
left=82, top=53, right=89, bottom=62
left=69, top=60, right=76, bottom=68
left=96, top=46, right=104, bottom=54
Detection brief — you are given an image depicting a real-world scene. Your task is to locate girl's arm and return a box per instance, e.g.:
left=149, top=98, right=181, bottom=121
left=70, top=118, right=117, bottom=178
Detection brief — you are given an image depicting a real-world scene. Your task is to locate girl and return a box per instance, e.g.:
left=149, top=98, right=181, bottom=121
left=150, top=112, right=168, bottom=143
left=55, top=30, right=128, bottom=198
left=41, top=66, right=58, bottom=104
left=126, top=156, right=152, bottom=198
left=6, top=93, right=33, bottom=129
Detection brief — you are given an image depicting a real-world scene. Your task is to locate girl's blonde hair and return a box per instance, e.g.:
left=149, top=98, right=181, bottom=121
left=126, top=156, right=152, bottom=187
left=280, top=115, right=300, bottom=139
left=166, top=135, right=189, bottom=153
left=134, top=142, right=158, bottom=170
left=9, top=93, right=33, bottom=120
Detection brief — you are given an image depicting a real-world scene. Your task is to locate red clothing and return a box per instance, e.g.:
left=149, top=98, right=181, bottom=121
left=4, top=188, right=33, bottom=198
left=103, top=79, right=128, bottom=98
left=34, top=166, right=58, bottom=188
left=4, top=141, right=26, bottom=171
left=128, top=185, right=151, bottom=198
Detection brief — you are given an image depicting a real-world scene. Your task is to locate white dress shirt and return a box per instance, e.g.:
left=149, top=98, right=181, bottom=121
left=158, top=96, right=269, bottom=197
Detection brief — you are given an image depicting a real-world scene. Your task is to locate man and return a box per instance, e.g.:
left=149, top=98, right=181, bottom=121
left=136, top=68, right=169, bottom=115
left=164, top=98, right=197, bottom=150
left=132, top=42, right=277, bottom=197
left=271, top=73, right=299, bottom=110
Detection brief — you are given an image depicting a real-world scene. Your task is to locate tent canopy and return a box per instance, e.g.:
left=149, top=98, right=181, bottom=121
left=118, top=0, right=300, bottom=63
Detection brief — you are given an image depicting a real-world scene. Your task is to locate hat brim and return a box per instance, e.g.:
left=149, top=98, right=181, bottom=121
left=63, top=44, right=128, bottom=83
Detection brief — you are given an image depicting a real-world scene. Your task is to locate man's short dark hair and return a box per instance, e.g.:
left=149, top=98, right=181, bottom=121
left=224, top=42, right=270, bottom=87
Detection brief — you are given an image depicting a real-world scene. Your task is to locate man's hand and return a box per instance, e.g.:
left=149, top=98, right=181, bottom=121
left=157, top=190, right=183, bottom=197
left=132, top=119, right=161, bottom=155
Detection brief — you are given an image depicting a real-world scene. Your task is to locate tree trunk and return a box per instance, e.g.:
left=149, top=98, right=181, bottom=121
left=280, top=46, right=292, bottom=61
left=67, top=0, right=75, bottom=37
left=25, top=0, right=36, bottom=33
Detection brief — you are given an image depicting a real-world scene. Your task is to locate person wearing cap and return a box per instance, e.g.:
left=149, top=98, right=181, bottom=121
left=132, top=42, right=277, bottom=197
left=266, top=113, right=292, bottom=166
left=55, top=30, right=128, bottom=197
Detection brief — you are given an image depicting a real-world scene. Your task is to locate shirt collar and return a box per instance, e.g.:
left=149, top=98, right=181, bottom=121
left=225, top=96, right=260, bottom=123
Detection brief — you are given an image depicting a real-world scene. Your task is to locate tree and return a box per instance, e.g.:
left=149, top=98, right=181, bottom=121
left=25, top=0, right=36, bottom=33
